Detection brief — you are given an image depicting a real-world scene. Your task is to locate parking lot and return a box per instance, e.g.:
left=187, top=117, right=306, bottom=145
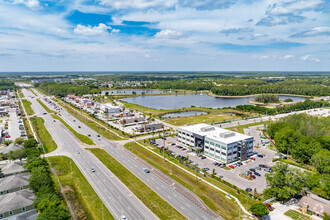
left=153, top=136, right=277, bottom=192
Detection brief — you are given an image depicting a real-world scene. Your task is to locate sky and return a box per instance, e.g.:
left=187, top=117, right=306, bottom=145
left=0, top=0, right=329, bottom=72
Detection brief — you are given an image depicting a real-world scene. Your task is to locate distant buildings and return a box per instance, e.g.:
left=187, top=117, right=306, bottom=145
left=178, top=123, right=253, bottom=163
left=136, top=123, right=164, bottom=132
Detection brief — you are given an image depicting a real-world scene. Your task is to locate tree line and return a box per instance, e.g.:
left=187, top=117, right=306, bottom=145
left=24, top=139, right=70, bottom=219
left=254, top=94, right=279, bottom=103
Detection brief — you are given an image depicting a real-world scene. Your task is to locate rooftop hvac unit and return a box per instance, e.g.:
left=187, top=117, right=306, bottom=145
left=219, top=132, right=236, bottom=138
left=200, top=126, right=215, bottom=132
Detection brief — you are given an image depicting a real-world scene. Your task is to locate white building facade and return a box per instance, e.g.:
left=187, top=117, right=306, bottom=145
left=100, top=103, right=121, bottom=114
left=178, top=123, right=253, bottom=163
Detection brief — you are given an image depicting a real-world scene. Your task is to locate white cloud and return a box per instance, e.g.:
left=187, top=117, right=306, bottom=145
left=300, top=54, right=320, bottom=62
left=111, top=29, right=120, bottom=33
left=74, top=23, right=111, bottom=35
left=98, top=0, right=178, bottom=9
left=10, top=0, right=40, bottom=8
left=155, top=29, right=183, bottom=38
left=280, top=54, right=294, bottom=59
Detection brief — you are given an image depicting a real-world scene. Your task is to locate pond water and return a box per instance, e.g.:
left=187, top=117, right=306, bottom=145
left=121, top=93, right=306, bottom=110
left=102, top=89, right=170, bottom=95
left=161, top=111, right=207, bottom=118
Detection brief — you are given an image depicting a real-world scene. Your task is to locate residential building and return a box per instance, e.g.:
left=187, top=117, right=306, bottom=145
left=178, top=123, right=254, bottom=163
left=298, top=193, right=330, bottom=217
left=0, top=189, right=35, bottom=219
left=0, top=161, right=27, bottom=178
left=0, top=173, right=30, bottom=195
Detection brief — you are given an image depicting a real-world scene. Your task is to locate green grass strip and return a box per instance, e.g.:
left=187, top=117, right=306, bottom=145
left=48, top=156, right=114, bottom=220
left=30, top=117, right=57, bottom=153
left=88, top=148, right=185, bottom=220
left=21, top=99, right=34, bottom=115
left=18, top=90, right=25, bottom=98
left=52, top=114, right=95, bottom=145
left=284, top=209, right=310, bottom=220
left=54, top=98, right=125, bottom=140
left=37, top=99, right=57, bottom=113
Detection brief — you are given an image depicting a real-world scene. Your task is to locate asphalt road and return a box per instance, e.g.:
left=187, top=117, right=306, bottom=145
left=22, top=88, right=158, bottom=220
left=26, top=88, right=221, bottom=220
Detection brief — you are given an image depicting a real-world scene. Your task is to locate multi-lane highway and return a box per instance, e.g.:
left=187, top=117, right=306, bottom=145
left=23, top=87, right=221, bottom=220
left=22, top=88, right=159, bottom=220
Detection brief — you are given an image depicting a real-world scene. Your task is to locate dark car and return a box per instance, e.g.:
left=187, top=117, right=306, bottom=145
left=257, top=154, right=264, bottom=158
left=237, top=162, right=243, bottom=166
left=88, top=134, right=91, bottom=137
left=249, top=168, right=256, bottom=172
left=259, top=164, right=267, bottom=168
left=265, top=167, right=273, bottom=172
left=97, top=134, right=100, bottom=137
left=143, top=168, right=150, bottom=173
left=78, top=126, right=81, bottom=128
left=254, top=172, right=261, bottom=176
left=201, top=156, right=206, bottom=159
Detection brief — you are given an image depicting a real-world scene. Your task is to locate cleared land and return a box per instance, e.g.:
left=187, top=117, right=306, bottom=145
left=21, top=99, right=34, bottom=115
left=48, top=156, right=114, bottom=220
left=51, top=114, right=94, bottom=145
left=30, top=117, right=57, bottom=153
left=37, top=99, right=57, bottom=113
left=54, top=98, right=126, bottom=140
left=284, top=209, right=310, bottom=220
left=89, top=148, right=185, bottom=220
left=124, top=142, right=257, bottom=220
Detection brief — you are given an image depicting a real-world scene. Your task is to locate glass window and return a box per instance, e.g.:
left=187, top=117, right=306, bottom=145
left=205, top=146, right=209, bottom=149
left=210, top=142, right=214, bottom=146
left=205, top=140, right=209, bottom=144
left=210, top=148, right=214, bottom=151
left=9, top=211, right=13, bottom=215
left=216, top=144, right=220, bottom=148
left=221, top=146, right=226, bottom=150
left=216, top=150, right=220, bottom=153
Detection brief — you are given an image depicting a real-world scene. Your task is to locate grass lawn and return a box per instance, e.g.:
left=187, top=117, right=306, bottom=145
left=30, top=117, right=57, bottom=153
left=37, top=99, right=57, bottom=113
left=21, top=99, right=34, bottom=115
left=124, top=141, right=255, bottom=220
left=284, top=209, right=310, bottom=220
left=89, top=148, right=185, bottom=220
left=51, top=114, right=95, bottom=145
left=226, top=120, right=271, bottom=134
left=48, top=156, right=114, bottom=220
left=23, top=117, right=33, bottom=138
left=54, top=98, right=125, bottom=140
left=18, top=90, right=24, bottom=98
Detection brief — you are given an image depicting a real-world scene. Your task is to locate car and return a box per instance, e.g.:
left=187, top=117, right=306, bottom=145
left=257, top=154, right=264, bottom=158
left=121, top=216, right=127, bottom=220
left=255, top=166, right=261, bottom=170
left=43, top=112, right=47, bottom=115
left=201, top=156, right=206, bottom=159
left=218, top=175, right=224, bottom=179
left=18, top=121, right=22, bottom=123
left=5, top=135, right=10, bottom=138
left=76, top=151, right=80, bottom=154
left=34, top=115, right=37, bottom=117
left=250, top=157, right=255, bottom=161
left=182, top=148, right=187, bottom=151
left=143, top=168, right=150, bottom=173
left=254, top=172, right=261, bottom=176
left=265, top=167, right=273, bottom=172
left=237, top=162, right=243, bottom=166
left=228, top=165, right=235, bottom=169
left=259, top=164, right=267, bottom=168
left=88, top=134, right=91, bottom=137
left=249, top=174, right=256, bottom=179
left=193, top=162, right=198, bottom=166
left=220, top=164, right=226, bottom=168
left=171, top=143, right=176, bottom=146
left=98, top=138, right=101, bottom=141
left=97, top=134, right=100, bottom=137
left=53, top=120, right=56, bottom=122
left=202, top=167, right=210, bottom=171
left=265, top=203, right=273, bottom=211
left=249, top=168, right=255, bottom=172
left=78, top=126, right=81, bottom=128
left=253, top=151, right=258, bottom=155
left=73, top=120, right=75, bottom=122
left=91, top=168, right=95, bottom=172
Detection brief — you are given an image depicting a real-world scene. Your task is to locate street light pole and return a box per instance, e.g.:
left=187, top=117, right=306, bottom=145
left=163, top=127, right=165, bottom=162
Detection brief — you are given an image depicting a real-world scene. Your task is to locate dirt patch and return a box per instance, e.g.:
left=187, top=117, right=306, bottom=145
left=62, top=185, right=90, bottom=220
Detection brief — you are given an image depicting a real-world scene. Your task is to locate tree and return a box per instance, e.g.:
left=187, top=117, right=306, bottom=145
left=24, top=138, right=38, bottom=149
left=249, top=203, right=269, bottom=217
left=29, top=166, right=54, bottom=194
left=105, top=91, right=109, bottom=96
left=37, top=206, right=70, bottom=220
left=323, top=212, right=330, bottom=220
left=311, top=150, right=330, bottom=174
left=9, top=148, right=27, bottom=160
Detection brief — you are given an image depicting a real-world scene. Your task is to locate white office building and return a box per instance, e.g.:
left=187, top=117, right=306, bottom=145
left=100, top=103, right=121, bottom=114
left=177, top=123, right=253, bottom=163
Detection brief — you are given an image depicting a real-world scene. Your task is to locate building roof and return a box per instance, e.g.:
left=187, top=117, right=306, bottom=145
left=0, top=161, right=26, bottom=176
left=0, top=189, right=35, bottom=213
left=298, top=194, right=330, bottom=215
left=101, top=103, right=120, bottom=109
left=0, top=173, right=30, bottom=192
left=0, top=144, right=24, bottom=155
left=179, top=123, right=253, bottom=144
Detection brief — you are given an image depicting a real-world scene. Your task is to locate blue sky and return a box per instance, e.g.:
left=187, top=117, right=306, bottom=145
left=0, top=0, right=329, bottom=71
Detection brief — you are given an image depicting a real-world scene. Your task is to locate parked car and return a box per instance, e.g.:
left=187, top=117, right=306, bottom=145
left=253, top=151, right=258, bottom=155
left=255, top=166, right=261, bottom=170
left=254, top=172, right=261, bottom=176
left=202, top=167, right=210, bottom=171
left=220, top=164, right=226, bottom=168
left=91, top=168, right=95, bottom=172
left=237, top=162, right=243, bottom=166
left=228, top=165, right=235, bottom=169
left=201, top=156, right=206, bottom=159
left=88, top=134, right=91, bottom=137
left=249, top=168, right=256, bottom=172
left=171, top=143, right=176, bottom=146
left=250, top=157, right=255, bottom=161
left=264, top=167, right=273, bottom=172
left=257, top=154, right=264, bottom=158
left=97, top=134, right=100, bottom=137
left=259, top=164, right=267, bottom=168
left=249, top=174, right=256, bottom=179
left=78, top=126, right=81, bottom=128
left=265, top=203, right=273, bottom=211
left=143, top=168, right=150, bottom=173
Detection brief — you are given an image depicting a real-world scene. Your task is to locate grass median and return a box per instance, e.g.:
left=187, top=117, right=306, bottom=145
left=124, top=141, right=258, bottom=220
left=37, top=99, right=57, bottom=113
left=18, top=90, right=24, bottom=98
left=51, top=114, right=95, bottom=145
left=88, top=148, right=185, bottom=220
left=30, top=117, right=57, bottom=153
left=54, top=98, right=125, bottom=140
left=21, top=99, right=34, bottom=115
left=48, top=156, right=114, bottom=220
